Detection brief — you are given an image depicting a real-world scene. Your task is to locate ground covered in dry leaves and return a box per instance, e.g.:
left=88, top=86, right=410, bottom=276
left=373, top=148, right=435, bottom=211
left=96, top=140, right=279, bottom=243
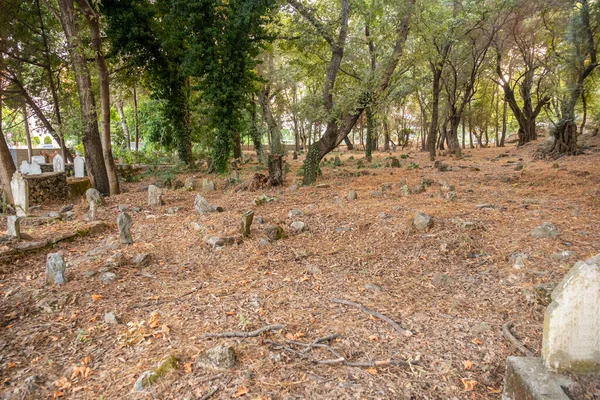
left=1, top=136, right=599, bottom=400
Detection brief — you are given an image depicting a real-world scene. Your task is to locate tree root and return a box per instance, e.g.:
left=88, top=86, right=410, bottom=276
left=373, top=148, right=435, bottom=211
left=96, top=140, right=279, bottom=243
left=502, top=322, right=534, bottom=357
left=332, top=298, right=410, bottom=336
left=204, top=324, right=285, bottom=339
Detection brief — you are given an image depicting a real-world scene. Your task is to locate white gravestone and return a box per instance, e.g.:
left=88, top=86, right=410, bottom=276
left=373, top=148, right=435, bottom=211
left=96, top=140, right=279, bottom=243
left=31, top=156, right=45, bottom=164
left=20, top=160, right=30, bottom=175
left=52, top=154, right=65, bottom=172
left=7, top=216, right=21, bottom=239
left=10, top=172, right=29, bottom=217
left=74, top=156, right=85, bottom=178
left=29, top=161, right=42, bottom=175
left=543, top=254, right=600, bottom=373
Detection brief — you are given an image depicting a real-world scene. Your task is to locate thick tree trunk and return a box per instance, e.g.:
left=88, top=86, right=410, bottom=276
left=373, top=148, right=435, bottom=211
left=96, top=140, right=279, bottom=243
left=427, top=67, right=442, bottom=160
left=57, top=0, right=109, bottom=194
left=0, top=74, right=16, bottom=204
left=259, top=86, right=283, bottom=155
left=343, top=135, right=353, bottom=150
left=579, top=89, right=587, bottom=136
left=116, top=101, right=130, bottom=150
left=500, top=98, right=507, bottom=147
left=233, top=131, right=242, bottom=159
left=249, top=95, right=265, bottom=163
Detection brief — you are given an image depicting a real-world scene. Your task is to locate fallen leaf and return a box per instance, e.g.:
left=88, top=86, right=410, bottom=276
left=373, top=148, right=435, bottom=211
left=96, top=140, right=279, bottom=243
left=471, top=337, right=483, bottom=345
left=463, top=360, right=473, bottom=370
left=487, top=386, right=502, bottom=394
left=366, top=368, right=377, bottom=375
left=233, top=385, right=249, bottom=398
left=184, top=362, right=193, bottom=374
left=52, top=391, right=64, bottom=399
left=226, top=311, right=235, bottom=316
left=54, top=376, right=71, bottom=390
left=6, top=362, right=16, bottom=368
left=81, top=355, right=91, bottom=365
left=148, top=312, right=160, bottom=329
left=368, top=335, right=379, bottom=342
left=461, top=378, right=477, bottom=391
left=147, top=296, right=160, bottom=300
left=91, top=294, right=103, bottom=302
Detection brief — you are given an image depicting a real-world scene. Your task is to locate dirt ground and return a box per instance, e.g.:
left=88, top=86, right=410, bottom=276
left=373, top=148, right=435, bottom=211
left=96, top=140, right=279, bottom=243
left=0, top=136, right=599, bottom=400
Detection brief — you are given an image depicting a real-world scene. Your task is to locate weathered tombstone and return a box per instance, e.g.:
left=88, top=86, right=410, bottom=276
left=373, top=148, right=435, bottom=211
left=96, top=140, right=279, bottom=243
left=20, top=160, right=31, bottom=175
left=31, top=155, right=45, bottom=164
left=543, top=254, right=600, bottom=373
left=85, top=188, right=103, bottom=205
left=240, top=211, right=254, bottom=237
left=10, top=172, right=29, bottom=217
left=29, top=161, right=42, bottom=175
left=147, top=185, right=163, bottom=206
left=202, top=179, right=215, bottom=191
left=52, top=154, right=65, bottom=172
left=7, top=216, right=21, bottom=239
left=347, top=191, right=357, bottom=201
left=46, top=252, right=66, bottom=285
left=74, top=156, right=85, bottom=178
left=194, top=194, right=217, bottom=214
left=117, top=212, right=133, bottom=244
left=413, top=212, right=433, bottom=232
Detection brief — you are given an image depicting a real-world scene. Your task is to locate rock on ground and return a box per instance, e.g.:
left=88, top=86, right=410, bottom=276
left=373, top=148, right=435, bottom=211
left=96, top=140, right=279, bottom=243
left=195, top=345, right=237, bottom=370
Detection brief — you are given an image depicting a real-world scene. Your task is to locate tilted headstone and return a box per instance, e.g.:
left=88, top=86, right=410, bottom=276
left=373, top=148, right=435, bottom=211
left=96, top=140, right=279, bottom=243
left=52, top=154, right=65, bottom=172
left=147, top=185, right=163, bottom=206
left=117, top=212, right=133, bottom=244
left=29, top=161, right=42, bottom=175
left=20, top=160, right=31, bottom=175
left=46, top=252, right=66, bottom=285
left=194, top=194, right=217, bottom=214
left=240, top=211, right=254, bottom=237
left=7, top=216, right=21, bottom=239
left=74, top=156, right=85, bottom=178
left=10, top=172, right=29, bottom=217
left=542, top=254, right=600, bottom=373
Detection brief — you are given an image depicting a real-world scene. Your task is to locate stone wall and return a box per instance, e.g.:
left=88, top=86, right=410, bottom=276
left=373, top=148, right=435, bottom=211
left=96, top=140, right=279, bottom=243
left=24, top=172, right=69, bottom=205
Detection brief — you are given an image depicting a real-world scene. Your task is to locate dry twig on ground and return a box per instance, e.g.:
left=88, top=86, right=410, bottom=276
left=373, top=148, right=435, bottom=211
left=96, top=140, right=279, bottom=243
left=502, top=322, right=534, bottom=357
left=204, top=324, right=285, bottom=338
left=332, top=298, right=410, bottom=336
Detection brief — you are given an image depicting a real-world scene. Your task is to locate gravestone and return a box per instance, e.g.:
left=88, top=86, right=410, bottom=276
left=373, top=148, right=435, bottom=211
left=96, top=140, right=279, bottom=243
left=20, top=160, right=31, bottom=175
left=10, top=172, right=29, bottom=217
left=74, top=156, right=85, bottom=178
left=240, top=211, right=254, bottom=237
left=29, top=161, right=42, bottom=175
left=117, top=212, right=133, bottom=244
left=52, top=154, right=65, bottom=172
left=543, top=254, right=600, bottom=373
left=194, top=194, right=217, bottom=214
left=147, top=185, right=163, bottom=206
left=46, top=252, right=66, bottom=285
left=7, top=216, right=21, bottom=239
left=202, top=179, right=215, bottom=191
left=31, top=156, right=45, bottom=164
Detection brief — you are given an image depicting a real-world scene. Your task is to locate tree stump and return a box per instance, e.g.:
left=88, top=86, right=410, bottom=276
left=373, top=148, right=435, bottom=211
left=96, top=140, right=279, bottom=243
left=268, top=155, right=283, bottom=186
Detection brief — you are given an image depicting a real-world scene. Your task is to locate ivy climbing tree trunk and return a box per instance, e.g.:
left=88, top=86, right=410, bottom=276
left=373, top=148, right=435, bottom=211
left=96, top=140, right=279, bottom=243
left=56, top=0, right=110, bottom=194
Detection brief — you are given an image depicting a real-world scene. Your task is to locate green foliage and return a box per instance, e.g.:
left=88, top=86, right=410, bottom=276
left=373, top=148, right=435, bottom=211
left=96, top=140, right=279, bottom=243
left=254, top=194, right=277, bottom=205
left=407, top=162, right=419, bottom=170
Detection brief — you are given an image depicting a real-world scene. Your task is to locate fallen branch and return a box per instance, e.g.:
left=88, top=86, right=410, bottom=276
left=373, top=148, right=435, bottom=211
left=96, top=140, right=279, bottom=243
left=315, top=358, right=416, bottom=367
left=332, top=298, right=410, bottom=336
left=266, top=336, right=418, bottom=369
left=204, top=324, right=285, bottom=338
left=502, top=322, right=534, bottom=357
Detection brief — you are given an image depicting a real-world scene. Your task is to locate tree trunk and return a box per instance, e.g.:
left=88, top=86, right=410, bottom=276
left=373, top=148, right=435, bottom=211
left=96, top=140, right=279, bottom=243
left=233, top=131, right=242, bottom=159
left=133, top=85, right=139, bottom=151
left=343, top=135, right=353, bottom=150
left=116, top=101, right=130, bottom=150
left=0, top=72, right=16, bottom=204
left=579, top=89, right=587, bottom=136
left=268, top=154, right=283, bottom=186
left=57, top=0, right=109, bottom=194
left=500, top=97, right=507, bottom=147
left=37, top=0, right=70, bottom=162
left=365, top=106, right=374, bottom=162
left=22, top=105, right=32, bottom=163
